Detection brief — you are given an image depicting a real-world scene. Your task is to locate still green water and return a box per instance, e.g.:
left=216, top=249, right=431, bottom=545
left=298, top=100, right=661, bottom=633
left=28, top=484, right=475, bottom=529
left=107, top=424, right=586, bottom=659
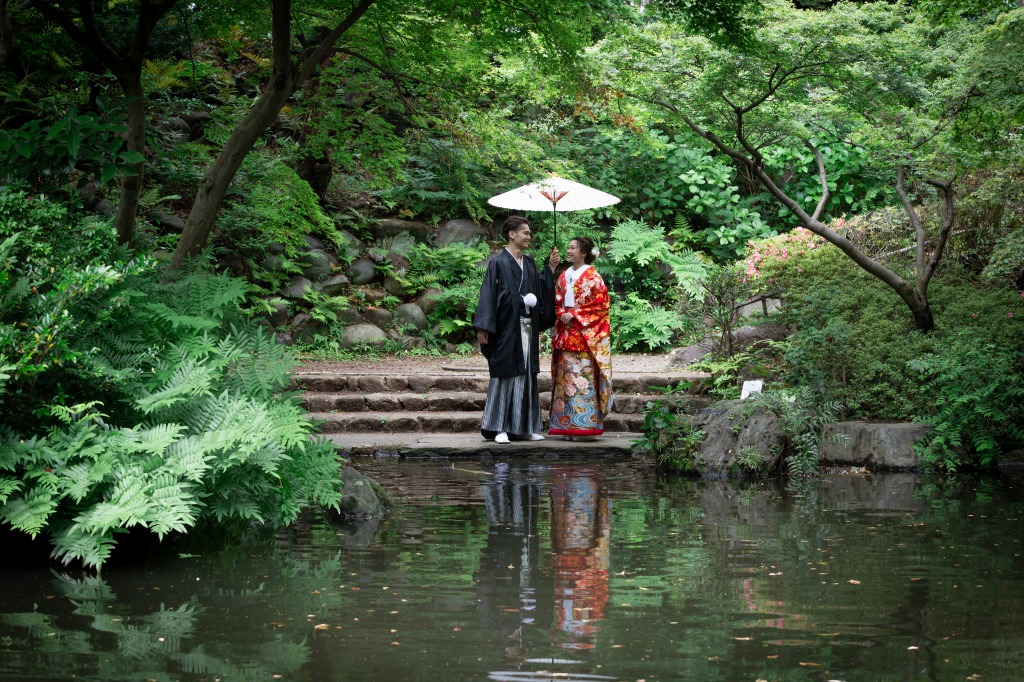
left=1, top=459, right=1023, bottom=682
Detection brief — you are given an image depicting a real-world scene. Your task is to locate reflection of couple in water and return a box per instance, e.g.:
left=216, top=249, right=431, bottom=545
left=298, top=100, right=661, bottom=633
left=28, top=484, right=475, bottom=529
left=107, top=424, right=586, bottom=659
left=473, top=465, right=610, bottom=660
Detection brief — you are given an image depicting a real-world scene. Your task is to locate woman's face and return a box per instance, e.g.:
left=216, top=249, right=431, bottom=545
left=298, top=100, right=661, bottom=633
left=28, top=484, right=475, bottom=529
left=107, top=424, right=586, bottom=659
left=567, top=239, right=586, bottom=266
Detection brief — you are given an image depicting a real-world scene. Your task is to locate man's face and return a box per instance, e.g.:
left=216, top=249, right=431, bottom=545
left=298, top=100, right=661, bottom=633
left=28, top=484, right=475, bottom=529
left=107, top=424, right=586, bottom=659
left=508, top=223, right=532, bottom=250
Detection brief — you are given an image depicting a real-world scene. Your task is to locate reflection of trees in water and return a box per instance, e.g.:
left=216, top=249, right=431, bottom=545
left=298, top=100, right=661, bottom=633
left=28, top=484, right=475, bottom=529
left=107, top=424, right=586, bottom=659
left=474, top=464, right=611, bottom=661
left=0, top=571, right=312, bottom=680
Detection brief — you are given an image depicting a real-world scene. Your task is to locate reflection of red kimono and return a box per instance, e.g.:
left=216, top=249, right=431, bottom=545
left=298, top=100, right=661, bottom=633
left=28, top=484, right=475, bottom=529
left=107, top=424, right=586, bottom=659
left=548, top=265, right=613, bottom=436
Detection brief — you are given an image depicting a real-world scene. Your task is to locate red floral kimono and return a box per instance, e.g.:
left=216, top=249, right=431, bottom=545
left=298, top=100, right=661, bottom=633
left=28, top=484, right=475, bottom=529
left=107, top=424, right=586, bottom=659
left=548, top=265, right=613, bottom=436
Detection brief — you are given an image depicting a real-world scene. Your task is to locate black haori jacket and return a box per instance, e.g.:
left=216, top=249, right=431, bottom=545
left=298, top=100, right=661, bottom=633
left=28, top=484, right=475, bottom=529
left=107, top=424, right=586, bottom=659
left=473, top=248, right=555, bottom=378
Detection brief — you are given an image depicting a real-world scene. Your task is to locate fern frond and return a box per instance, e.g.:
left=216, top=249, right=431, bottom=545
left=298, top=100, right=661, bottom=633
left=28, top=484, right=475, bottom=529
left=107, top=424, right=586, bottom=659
left=134, top=358, right=215, bottom=414
left=50, top=524, right=118, bottom=570
left=0, top=476, right=22, bottom=505
left=2, top=488, right=59, bottom=536
left=144, top=473, right=198, bottom=537
left=140, top=302, right=220, bottom=331
left=76, top=475, right=151, bottom=531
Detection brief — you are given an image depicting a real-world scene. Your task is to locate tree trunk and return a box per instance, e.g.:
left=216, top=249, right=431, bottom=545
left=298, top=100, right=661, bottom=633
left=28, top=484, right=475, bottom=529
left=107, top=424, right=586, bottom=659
left=169, top=77, right=295, bottom=270
left=115, top=76, right=146, bottom=245
left=0, top=0, right=17, bottom=70
left=167, top=0, right=376, bottom=273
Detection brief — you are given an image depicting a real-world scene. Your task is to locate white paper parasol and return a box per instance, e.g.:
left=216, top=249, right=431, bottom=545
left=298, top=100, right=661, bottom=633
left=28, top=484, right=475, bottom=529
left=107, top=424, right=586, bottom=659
left=487, top=175, right=620, bottom=245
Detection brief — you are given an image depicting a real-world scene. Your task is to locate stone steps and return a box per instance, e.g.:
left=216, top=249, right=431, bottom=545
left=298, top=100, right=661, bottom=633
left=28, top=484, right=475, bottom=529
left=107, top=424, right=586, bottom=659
left=303, top=390, right=674, bottom=415
left=296, top=366, right=710, bottom=455
left=309, top=410, right=650, bottom=434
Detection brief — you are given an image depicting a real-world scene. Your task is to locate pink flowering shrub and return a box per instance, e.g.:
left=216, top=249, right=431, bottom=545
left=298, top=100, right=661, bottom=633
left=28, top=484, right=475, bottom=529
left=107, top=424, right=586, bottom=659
left=744, top=226, right=829, bottom=292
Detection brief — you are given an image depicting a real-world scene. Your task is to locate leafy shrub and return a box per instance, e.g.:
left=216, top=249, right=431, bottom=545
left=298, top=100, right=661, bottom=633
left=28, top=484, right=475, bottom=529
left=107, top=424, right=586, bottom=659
left=633, top=383, right=705, bottom=473
left=0, top=197, right=343, bottom=569
left=0, top=102, right=143, bottom=193
left=746, top=236, right=1024, bottom=421
left=909, top=334, right=1024, bottom=471
left=690, top=352, right=755, bottom=400
left=216, top=158, right=347, bottom=265
left=982, top=226, right=1024, bottom=287
left=610, top=292, right=685, bottom=352
left=748, top=389, right=846, bottom=477
left=601, top=219, right=705, bottom=302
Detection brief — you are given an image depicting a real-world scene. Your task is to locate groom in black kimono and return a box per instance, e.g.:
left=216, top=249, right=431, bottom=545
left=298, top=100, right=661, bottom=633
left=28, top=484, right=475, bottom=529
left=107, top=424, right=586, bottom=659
left=474, top=215, right=560, bottom=443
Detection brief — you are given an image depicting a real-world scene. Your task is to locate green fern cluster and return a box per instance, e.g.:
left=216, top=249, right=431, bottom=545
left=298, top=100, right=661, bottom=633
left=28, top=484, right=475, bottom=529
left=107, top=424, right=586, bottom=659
left=748, top=388, right=847, bottom=477
left=610, top=292, right=684, bottom=352
left=602, top=219, right=706, bottom=302
left=0, top=266, right=342, bottom=569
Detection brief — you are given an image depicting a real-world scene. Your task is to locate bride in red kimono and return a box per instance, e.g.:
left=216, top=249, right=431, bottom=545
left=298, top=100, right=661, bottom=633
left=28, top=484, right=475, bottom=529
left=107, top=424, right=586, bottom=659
left=548, top=236, right=613, bottom=438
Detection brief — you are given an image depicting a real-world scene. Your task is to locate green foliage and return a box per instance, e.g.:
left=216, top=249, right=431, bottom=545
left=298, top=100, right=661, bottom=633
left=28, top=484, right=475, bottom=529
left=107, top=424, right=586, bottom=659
left=398, top=242, right=491, bottom=344
left=690, top=352, right=755, bottom=400
left=575, top=127, right=781, bottom=259
left=217, top=158, right=340, bottom=261
left=401, top=242, right=490, bottom=292
left=602, top=219, right=706, bottom=302
left=909, top=334, right=1024, bottom=471
left=734, top=445, right=770, bottom=475
left=1, top=213, right=343, bottom=567
left=633, top=383, right=705, bottom=473
left=749, top=388, right=846, bottom=477
left=745, top=231, right=1024, bottom=433
left=0, top=101, right=142, bottom=193
left=690, top=263, right=753, bottom=358
left=610, top=292, right=685, bottom=352
left=0, top=190, right=139, bottom=410
left=982, top=226, right=1024, bottom=287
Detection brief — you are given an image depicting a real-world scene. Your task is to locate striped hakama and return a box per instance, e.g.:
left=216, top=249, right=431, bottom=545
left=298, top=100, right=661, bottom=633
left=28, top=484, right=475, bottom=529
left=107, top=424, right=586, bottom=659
left=480, top=318, right=542, bottom=438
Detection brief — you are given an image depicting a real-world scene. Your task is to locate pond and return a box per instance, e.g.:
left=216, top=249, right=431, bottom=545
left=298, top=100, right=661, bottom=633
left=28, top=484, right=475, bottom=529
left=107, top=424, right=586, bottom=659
left=1, top=458, right=1023, bottom=682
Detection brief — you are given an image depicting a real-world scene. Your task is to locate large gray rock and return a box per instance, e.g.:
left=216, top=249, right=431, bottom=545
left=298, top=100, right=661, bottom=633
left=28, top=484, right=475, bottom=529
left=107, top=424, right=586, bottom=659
left=378, top=232, right=417, bottom=257
left=267, top=300, right=290, bottom=327
left=340, top=323, right=387, bottom=349
left=667, top=342, right=713, bottom=368
left=282, top=276, right=314, bottom=299
left=332, top=465, right=392, bottom=520
left=147, top=209, right=185, bottom=232
left=383, top=276, right=406, bottom=297
left=436, top=219, right=488, bottom=247
left=361, top=288, right=389, bottom=304
left=263, top=253, right=285, bottom=272
left=347, top=258, right=377, bottom=285
left=363, top=306, right=393, bottom=329
left=336, top=302, right=362, bottom=325
left=293, top=319, right=331, bottom=345
left=372, top=218, right=432, bottom=242
left=303, top=234, right=325, bottom=251
left=715, top=323, right=790, bottom=354
left=691, top=400, right=786, bottom=475
left=821, top=422, right=929, bottom=470
left=333, top=229, right=364, bottom=263
left=1001, top=449, right=1024, bottom=468
left=393, top=303, right=428, bottom=332
left=300, top=248, right=336, bottom=281
left=416, top=288, right=443, bottom=315
left=319, top=273, right=350, bottom=296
